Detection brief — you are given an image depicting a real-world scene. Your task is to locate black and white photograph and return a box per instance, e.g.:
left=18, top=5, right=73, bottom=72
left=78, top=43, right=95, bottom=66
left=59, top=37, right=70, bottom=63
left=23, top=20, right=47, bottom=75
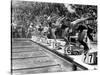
left=11, top=0, right=98, bottom=75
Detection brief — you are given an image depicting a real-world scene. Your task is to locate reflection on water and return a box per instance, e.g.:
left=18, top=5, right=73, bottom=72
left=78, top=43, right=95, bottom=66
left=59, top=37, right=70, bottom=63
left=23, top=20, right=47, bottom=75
left=12, top=39, right=82, bottom=75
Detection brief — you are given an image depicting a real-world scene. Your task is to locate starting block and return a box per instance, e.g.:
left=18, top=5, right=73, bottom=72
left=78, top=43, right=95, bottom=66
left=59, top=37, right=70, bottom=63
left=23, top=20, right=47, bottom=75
left=40, top=38, right=48, bottom=44
left=82, top=51, right=97, bottom=65
left=46, top=39, right=62, bottom=49
left=64, top=44, right=83, bottom=55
